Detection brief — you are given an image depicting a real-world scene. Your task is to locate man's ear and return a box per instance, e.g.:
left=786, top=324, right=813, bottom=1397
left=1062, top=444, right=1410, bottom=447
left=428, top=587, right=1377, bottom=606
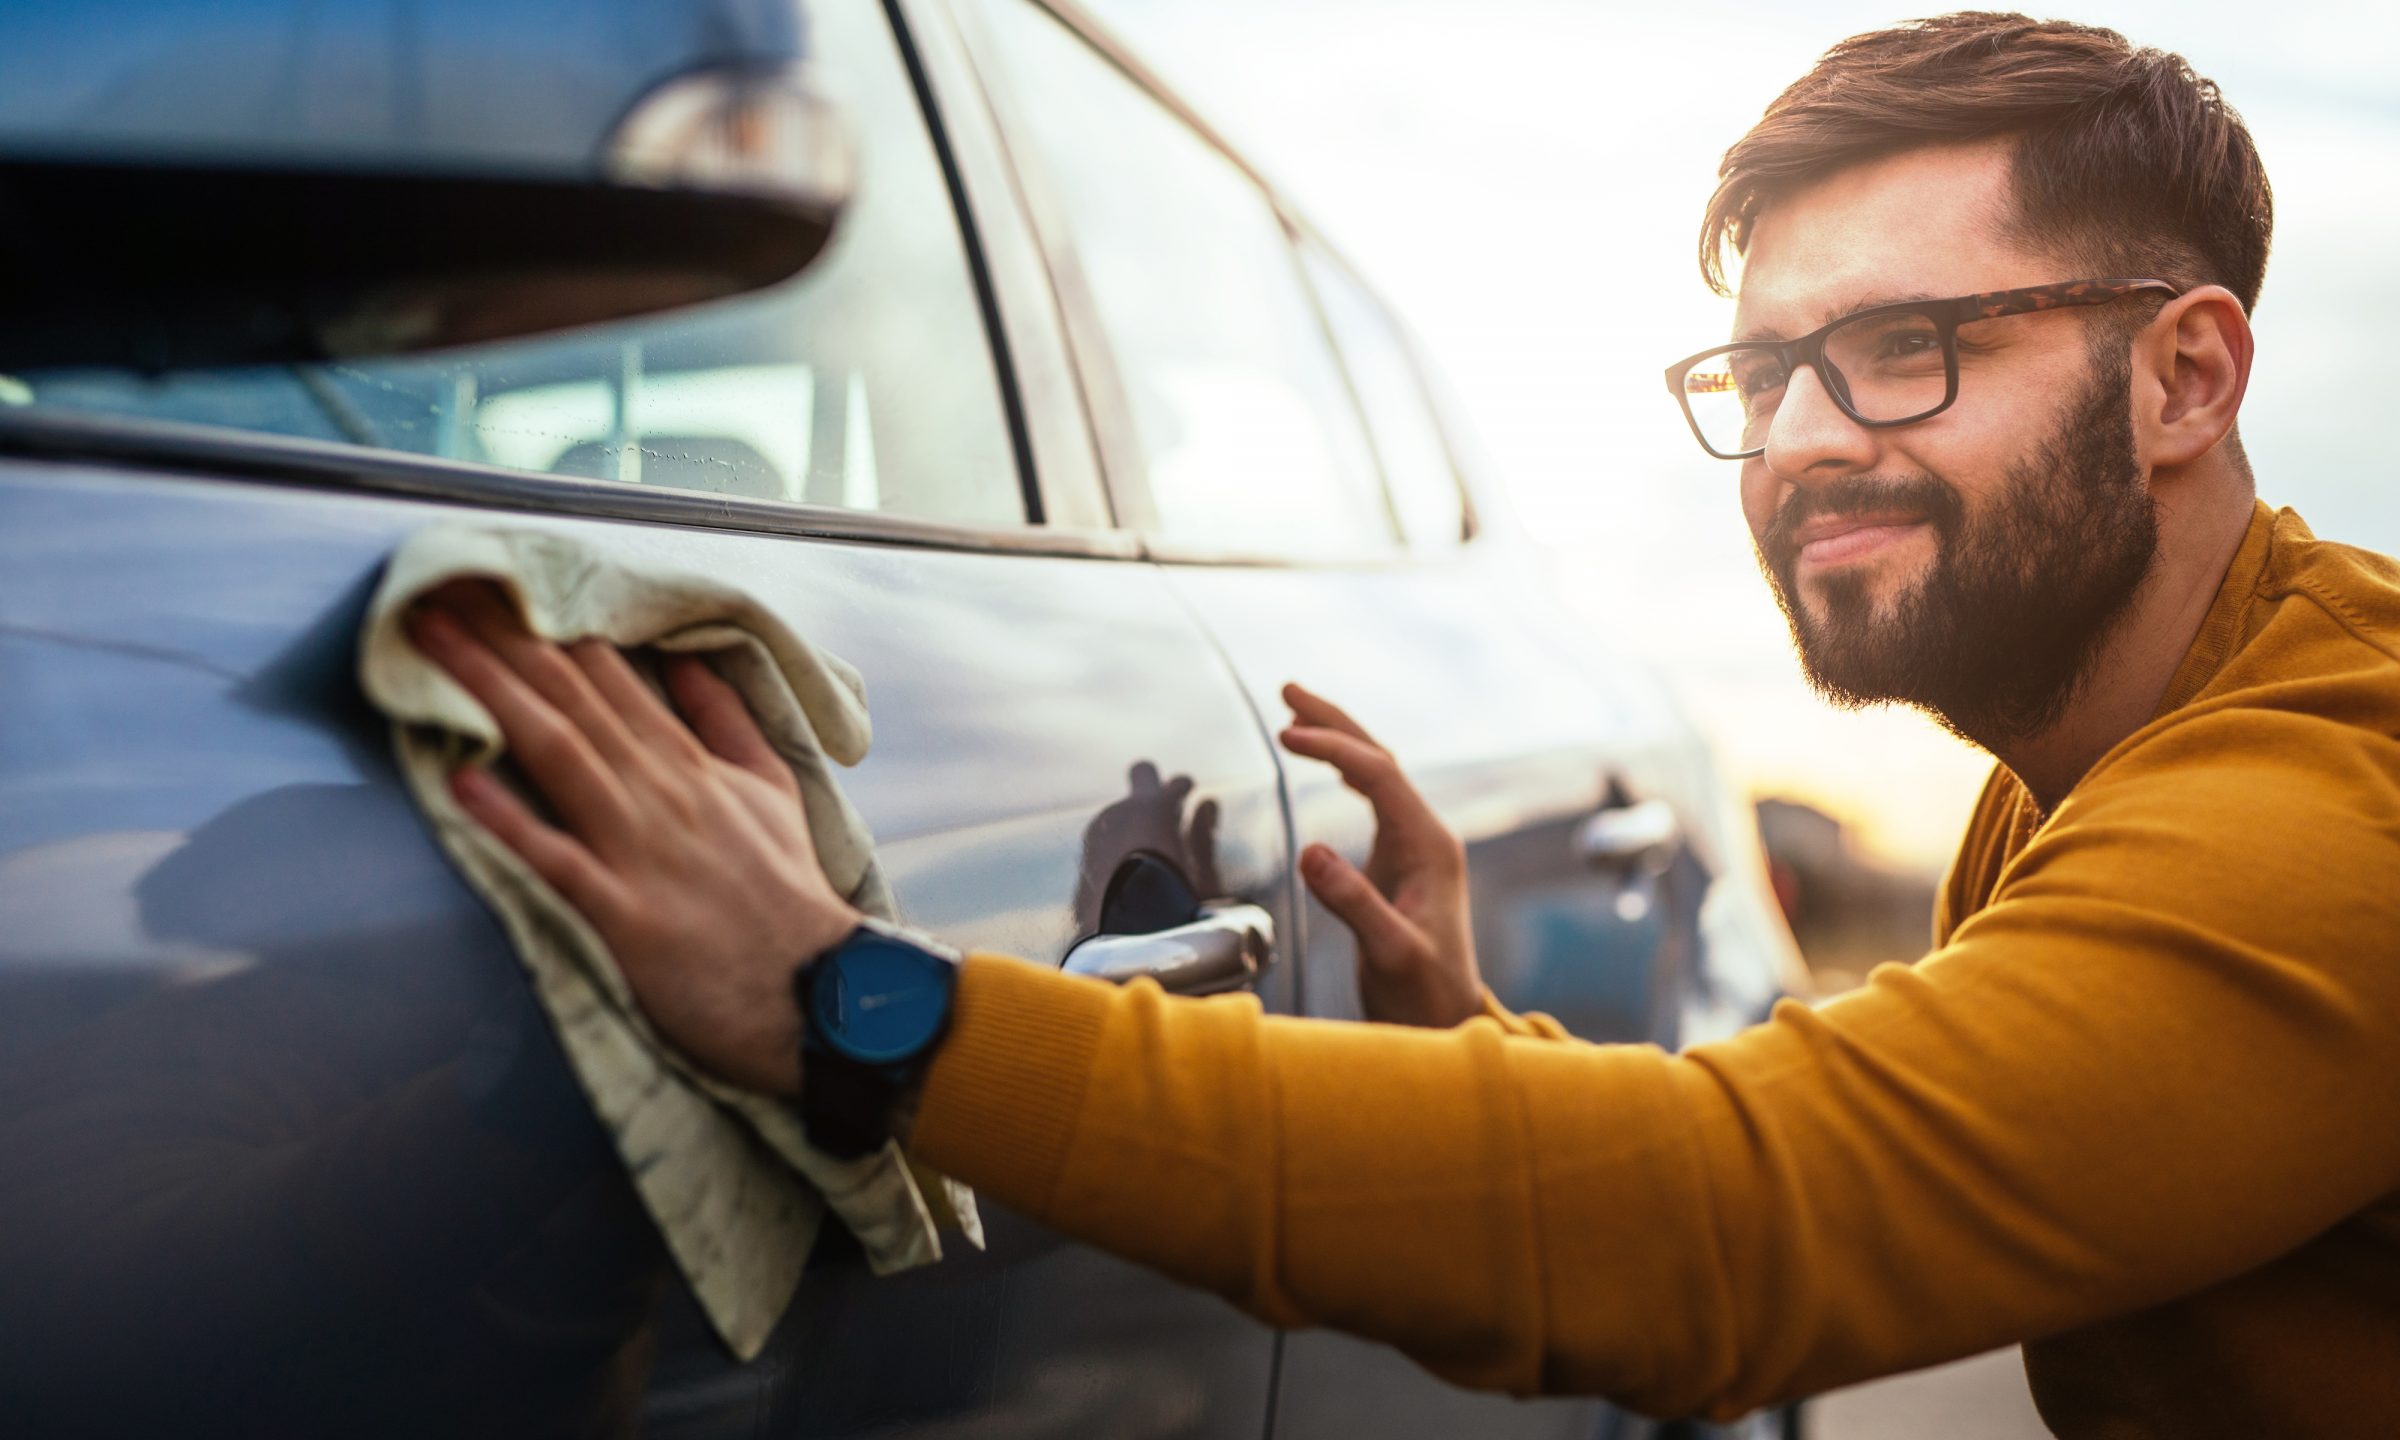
left=2137, top=284, right=2252, bottom=471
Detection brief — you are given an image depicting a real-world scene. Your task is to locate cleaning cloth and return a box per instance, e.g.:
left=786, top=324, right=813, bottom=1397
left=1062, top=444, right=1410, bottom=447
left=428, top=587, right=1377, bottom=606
left=358, top=523, right=980, bottom=1360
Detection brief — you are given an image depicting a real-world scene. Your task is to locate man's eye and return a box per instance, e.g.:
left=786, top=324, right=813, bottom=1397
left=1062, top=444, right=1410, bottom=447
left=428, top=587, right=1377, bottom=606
left=1734, top=361, right=1787, bottom=400
left=1879, top=331, right=1940, bottom=359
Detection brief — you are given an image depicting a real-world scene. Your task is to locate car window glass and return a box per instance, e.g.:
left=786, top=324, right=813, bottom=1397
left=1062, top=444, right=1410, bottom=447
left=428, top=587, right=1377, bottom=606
left=8, top=0, right=1023, bottom=528
left=1298, top=243, right=1469, bottom=551
left=977, top=0, right=1393, bottom=553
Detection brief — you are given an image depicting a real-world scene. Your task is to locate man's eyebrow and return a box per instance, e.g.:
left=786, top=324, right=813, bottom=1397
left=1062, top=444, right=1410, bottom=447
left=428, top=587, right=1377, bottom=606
left=1734, top=290, right=1950, bottom=343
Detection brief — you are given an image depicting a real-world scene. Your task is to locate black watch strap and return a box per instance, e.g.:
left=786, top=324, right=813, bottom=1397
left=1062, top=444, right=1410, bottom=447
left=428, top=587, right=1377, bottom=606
left=798, top=1051, right=899, bottom=1160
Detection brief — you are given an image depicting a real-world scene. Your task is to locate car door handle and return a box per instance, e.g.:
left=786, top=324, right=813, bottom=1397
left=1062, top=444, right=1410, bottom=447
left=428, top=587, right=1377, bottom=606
left=1575, top=798, right=1681, bottom=874
left=1062, top=900, right=1276, bottom=996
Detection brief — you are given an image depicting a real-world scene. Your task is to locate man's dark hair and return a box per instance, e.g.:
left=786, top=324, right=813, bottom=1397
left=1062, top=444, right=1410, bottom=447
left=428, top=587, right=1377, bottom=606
left=1701, top=12, right=2273, bottom=311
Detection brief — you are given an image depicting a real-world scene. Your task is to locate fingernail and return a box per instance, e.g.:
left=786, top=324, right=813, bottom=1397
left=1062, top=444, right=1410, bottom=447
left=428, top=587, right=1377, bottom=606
left=449, top=766, right=492, bottom=803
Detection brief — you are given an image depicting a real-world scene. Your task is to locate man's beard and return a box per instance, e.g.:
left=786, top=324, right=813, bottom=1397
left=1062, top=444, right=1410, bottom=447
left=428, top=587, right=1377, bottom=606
left=1757, top=354, right=2158, bottom=746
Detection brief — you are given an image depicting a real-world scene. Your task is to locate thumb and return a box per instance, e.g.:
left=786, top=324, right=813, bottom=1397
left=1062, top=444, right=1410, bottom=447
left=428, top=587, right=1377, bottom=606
left=1300, top=843, right=1423, bottom=967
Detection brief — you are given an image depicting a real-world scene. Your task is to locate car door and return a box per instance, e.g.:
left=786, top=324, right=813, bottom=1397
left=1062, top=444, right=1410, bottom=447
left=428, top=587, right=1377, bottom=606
left=947, top=3, right=1699, bottom=1436
left=0, top=1, right=1290, bottom=1436
left=1172, top=249, right=1696, bottom=1440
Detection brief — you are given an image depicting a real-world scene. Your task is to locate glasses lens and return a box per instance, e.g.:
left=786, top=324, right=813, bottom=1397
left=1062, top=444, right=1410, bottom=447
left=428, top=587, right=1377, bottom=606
left=1681, top=347, right=1786, bottom=456
left=1822, top=310, right=1950, bottom=424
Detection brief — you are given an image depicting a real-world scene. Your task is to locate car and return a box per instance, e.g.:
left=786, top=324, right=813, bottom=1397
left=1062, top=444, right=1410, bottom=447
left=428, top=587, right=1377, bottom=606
left=0, top=0, right=1805, bottom=1436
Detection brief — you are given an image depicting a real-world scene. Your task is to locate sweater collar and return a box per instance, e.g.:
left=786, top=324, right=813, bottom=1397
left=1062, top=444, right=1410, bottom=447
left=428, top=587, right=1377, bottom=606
left=2152, top=499, right=2279, bottom=721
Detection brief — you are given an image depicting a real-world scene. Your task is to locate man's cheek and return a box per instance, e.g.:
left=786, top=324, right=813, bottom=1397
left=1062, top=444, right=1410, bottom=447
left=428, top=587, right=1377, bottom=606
left=1738, top=464, right=1782, bottom=548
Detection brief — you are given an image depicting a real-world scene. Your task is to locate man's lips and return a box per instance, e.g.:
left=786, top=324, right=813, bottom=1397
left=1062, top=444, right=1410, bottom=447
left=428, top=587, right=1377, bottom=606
left=1792, top=511, right=1930, bottom=568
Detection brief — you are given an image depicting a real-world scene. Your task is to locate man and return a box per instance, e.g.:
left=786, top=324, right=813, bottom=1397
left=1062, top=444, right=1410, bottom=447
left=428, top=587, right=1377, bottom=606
left=406, top=13, right=2400, bottom=1435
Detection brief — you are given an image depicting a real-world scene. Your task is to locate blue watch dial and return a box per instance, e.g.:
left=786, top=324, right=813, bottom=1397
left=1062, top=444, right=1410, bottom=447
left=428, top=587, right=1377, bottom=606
left=810, top=931, right=954, bottom=1065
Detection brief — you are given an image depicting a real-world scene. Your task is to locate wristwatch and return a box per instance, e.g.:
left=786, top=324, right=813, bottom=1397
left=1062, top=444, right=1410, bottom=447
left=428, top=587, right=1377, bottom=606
left=793, top=916, right=961, bottom=1159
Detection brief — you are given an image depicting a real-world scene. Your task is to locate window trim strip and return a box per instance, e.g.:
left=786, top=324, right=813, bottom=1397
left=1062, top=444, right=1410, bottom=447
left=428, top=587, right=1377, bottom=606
left=0, top=410, right=1143, bottom=559
left=882, top=0, right=1046, bottom=528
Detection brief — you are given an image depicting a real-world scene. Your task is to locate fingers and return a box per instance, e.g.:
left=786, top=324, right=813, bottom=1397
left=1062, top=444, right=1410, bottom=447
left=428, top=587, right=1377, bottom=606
left=450, top=765, right=622, bottom=921
left=1282, top=682, right=1385, bottom=751
left=664, top=655, right=792, bottom=792
left=662, top=656, right=811, bottom=844
left=439, top=583, right=643, bottom=771
left=567, top=640, right=710, bottom=761
left=410, top=606, right=635, bottom=838
left=1299, top=843, right=1425, bottom=966
left=1280, top=725, right=1448, bottom=847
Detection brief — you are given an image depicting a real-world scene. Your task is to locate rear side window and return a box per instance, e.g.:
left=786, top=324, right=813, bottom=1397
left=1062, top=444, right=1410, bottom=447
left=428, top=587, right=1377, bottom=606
left=9, top=0, right=1024, bottom=528
left=1297, top=243, right=1470, bottom=552
left=977, top=0, right=1394, bottom=555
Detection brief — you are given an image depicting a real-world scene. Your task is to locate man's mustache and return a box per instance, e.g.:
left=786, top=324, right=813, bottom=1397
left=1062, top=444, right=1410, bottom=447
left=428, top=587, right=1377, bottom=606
left=1761, top=474, right=1963, bottom=570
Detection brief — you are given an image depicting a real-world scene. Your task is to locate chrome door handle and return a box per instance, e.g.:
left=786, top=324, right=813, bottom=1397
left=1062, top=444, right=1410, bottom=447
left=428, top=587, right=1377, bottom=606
left=1062, top=900, right=1276, bottom=996
left=1575, top=798, right=1681, bottom=874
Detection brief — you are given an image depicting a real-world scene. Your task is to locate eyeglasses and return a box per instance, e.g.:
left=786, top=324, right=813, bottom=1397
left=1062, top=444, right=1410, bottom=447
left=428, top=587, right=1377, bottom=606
left=1664, top=278, right=2182, bottom=460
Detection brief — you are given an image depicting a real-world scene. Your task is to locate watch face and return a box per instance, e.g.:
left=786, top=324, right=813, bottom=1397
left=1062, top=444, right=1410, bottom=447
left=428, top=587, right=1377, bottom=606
left=812, top=932, right=953, bottom=1065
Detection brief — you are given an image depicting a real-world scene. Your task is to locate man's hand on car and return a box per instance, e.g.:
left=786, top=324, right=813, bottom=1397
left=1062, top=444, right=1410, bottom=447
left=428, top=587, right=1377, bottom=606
left=407, top=583, right=857, bottom=1096
left=409, top=589, right=1486, bottom=1096
left=1278, top=684, right=1485, bottom=1029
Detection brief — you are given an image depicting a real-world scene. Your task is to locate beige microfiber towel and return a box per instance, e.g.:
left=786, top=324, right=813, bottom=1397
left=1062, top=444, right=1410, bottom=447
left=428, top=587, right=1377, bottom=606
left=357, top=523, right=980, bottom=1361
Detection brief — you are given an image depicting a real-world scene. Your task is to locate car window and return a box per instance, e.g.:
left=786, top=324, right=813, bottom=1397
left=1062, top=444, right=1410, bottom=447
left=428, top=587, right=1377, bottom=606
left=976, top=0, right=1394, bottom=554
left=8, top=0, right=1023, bottom=528
left=1298, top=243, right=1470, bottom=552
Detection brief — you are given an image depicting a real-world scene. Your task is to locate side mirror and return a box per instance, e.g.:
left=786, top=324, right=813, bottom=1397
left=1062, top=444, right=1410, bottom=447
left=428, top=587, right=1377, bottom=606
left=0, top=4, right=852, bottom=370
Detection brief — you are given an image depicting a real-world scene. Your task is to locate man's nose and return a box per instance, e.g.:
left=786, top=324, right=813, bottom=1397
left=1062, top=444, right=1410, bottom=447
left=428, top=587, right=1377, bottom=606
left=1761, top=362, right=1879, bottom=482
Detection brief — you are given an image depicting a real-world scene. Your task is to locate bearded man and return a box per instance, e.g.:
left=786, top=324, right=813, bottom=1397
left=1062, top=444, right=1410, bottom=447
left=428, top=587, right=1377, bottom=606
left=409, top=12, right=2400, bottom=1436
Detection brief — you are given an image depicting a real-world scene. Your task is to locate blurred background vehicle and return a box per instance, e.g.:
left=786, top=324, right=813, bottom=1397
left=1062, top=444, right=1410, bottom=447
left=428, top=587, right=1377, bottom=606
left=0, top=0, right=1802, bottom=1436
left=1754, top=798, right=1939, bottom=992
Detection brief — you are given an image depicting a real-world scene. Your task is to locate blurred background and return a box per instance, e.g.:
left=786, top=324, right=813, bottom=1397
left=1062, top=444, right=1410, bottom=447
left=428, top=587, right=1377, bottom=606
left=1079, top=0, right=2400, bottom=1426
left=1083, top=0, right=2400, bottom=960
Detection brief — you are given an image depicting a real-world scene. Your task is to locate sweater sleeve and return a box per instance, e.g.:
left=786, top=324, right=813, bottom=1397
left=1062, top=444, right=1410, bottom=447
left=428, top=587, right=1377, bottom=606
left=1478, top=988, right=1573, bottom=1040
left=908, top=709, right=2400, bottom=1419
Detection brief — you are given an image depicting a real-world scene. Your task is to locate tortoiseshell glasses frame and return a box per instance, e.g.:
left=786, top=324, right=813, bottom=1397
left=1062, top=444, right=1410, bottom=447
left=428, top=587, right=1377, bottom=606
left=1663, top=278, right=2184, bottom=460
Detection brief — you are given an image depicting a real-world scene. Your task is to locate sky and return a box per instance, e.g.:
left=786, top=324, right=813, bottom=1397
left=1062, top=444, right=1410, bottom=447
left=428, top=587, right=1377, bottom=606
left=1080, top=0, right=2400, bottom=869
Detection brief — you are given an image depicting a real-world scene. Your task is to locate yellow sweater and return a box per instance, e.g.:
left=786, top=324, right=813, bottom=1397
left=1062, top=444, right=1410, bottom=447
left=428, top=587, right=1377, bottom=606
left=910, top=502, right=2400, bottom=1435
